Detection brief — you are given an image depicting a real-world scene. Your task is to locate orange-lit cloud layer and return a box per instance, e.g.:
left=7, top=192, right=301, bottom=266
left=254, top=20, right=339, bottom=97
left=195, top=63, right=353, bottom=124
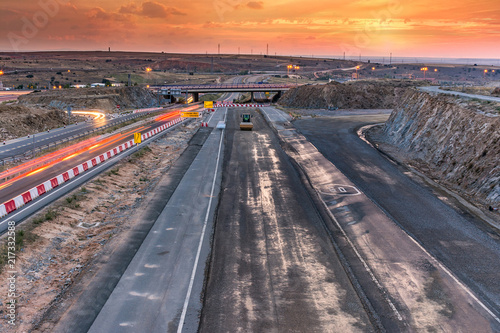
left=1, top=0, right=499, bottom=58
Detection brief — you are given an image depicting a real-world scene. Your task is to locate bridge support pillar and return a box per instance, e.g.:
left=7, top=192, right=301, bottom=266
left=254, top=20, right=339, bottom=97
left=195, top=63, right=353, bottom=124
left=193, top=92, right=199, bottom=102
left=251, top=91, right=254, bottom=103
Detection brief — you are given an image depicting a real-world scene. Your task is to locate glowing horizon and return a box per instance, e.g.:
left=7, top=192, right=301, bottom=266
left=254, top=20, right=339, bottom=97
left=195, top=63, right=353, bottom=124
left=1, top=0, right=499, bottom=59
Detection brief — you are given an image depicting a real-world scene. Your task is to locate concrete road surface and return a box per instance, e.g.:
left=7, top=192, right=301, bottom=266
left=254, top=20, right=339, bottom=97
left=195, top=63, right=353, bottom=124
left=88, top=109, right=226, bottom=332
left=199, top=107, right=375, bottom=332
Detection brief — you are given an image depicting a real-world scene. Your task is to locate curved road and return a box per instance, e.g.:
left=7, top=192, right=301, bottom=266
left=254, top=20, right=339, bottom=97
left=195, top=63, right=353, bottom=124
left=419, top=86, right=500, bottom=102
left=292, top=112, right=500, bottom=330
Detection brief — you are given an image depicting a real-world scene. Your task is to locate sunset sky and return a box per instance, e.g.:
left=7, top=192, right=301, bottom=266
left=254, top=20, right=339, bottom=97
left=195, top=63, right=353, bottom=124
left=1, top=0, right=499, bottom=58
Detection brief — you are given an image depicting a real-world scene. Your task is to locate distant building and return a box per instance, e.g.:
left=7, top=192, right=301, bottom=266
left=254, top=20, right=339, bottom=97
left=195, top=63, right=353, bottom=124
left=88, top=83, right=121, bottom=88
left=0, top=81, right=4, bottom=90
left=70, top=84, right=87, bottom=88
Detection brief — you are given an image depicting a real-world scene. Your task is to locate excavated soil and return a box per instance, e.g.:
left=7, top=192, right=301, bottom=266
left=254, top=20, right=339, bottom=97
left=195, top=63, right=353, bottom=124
left=278, top=80, right=426, bottom=110
left=0, top=120, right=200, bottom=332
left=0, top=105, right=83, bottom=141
left=18, top=86, right=158, bottom=112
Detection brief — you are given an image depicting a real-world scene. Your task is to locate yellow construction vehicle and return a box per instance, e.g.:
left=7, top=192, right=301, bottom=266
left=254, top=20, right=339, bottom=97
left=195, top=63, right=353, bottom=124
left=240, top=113, right=254, bottom=131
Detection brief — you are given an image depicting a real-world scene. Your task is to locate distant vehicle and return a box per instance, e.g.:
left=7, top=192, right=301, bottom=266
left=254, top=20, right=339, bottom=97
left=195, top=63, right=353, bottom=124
left=240, top=113, right=253, bottom=131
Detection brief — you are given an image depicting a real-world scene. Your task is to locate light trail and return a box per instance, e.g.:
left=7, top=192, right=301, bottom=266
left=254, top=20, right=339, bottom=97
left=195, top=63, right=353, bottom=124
left=0, top=136, right=102, bottom=181
left=62, top=153, right=79, bottom=161
left=71, top=110, right=106, bottom=120
left=0, top=115, right=168, bottom=195
left=0, top=182, right=12, bottom=191
left=26, top=166, right=50, bottom=177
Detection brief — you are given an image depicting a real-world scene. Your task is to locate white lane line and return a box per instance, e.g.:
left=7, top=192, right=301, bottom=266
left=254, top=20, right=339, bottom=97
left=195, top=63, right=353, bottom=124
left=405, top=226, right=500, bottom=324
left=206, top=110, right=216, bottom=125
left=177, top=107, right=226, bottom=333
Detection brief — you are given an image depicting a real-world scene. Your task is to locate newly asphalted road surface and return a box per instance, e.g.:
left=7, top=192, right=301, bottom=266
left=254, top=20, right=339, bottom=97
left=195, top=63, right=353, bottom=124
left=199, top=108, right=374, bottom=332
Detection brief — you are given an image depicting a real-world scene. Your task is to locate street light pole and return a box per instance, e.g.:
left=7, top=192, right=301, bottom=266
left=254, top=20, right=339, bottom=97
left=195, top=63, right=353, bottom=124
left=421, top=67, right=428, bottom=79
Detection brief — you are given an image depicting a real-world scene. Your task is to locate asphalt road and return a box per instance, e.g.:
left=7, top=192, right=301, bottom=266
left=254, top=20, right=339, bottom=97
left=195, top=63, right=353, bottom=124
left=419, top=86, right=500, bottom=102
left=0, top=113, right=184, bottom=207
left=0, top=110, right=161, bottom=160
left=199, top=108, right=374, bottom=332
left=292, top=114, right=500, bottom=330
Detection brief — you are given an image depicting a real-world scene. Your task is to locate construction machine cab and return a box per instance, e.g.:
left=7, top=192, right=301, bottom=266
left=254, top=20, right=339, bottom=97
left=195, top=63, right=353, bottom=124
left=240, top=113, right=254, bottom=131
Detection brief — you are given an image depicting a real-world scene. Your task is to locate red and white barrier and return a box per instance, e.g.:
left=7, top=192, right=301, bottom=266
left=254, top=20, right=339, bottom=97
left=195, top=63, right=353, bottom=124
left=214, top=103, right=267, bottom=108
left=0, top=116, right=186, bottom=219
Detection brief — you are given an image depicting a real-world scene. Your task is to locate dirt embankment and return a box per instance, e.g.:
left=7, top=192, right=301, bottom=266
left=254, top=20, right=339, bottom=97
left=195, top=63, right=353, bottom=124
left=373, top=89, right=499, bottom=206
left=278, top=80, right=425, bottom=109
left=18, top=86, right=158, bottom=112
left=0, top=105, right=82, bottom=141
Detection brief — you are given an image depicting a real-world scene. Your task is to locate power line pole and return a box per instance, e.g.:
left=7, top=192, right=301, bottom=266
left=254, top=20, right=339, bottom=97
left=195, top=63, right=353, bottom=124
left=267, top=44, right=269, bottom=56
left=218, top=44, right=220, bottom=55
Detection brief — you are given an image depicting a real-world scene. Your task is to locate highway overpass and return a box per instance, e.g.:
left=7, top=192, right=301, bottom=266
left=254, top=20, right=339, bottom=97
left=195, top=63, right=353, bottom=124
left=152, top=83, right=297, bottom=102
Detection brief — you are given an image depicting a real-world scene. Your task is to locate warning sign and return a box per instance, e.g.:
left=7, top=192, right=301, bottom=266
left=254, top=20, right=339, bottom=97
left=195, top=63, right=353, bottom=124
left=204, top=101, right=214, bottom=109
left=181, top=112, right=201, bottom=118
left=134, top=132, right=142, bottom=144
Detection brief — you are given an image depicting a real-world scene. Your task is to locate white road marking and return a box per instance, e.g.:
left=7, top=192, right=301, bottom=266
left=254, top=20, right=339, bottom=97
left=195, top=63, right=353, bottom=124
left=177, top=107, right=227, bottom=333
left=206, top=109, right=216, bottom=124
left=405, top=225, right=500, bottom=325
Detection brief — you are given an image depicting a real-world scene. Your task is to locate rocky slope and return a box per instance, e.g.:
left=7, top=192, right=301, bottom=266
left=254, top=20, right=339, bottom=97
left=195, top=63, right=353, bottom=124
left=381, top=89, right=499, bottom=204
left=18, top=86, right=158, bottom=112
left=0, top=105, right=81, bottom=141
left=278, top=80, right=424, bottom=109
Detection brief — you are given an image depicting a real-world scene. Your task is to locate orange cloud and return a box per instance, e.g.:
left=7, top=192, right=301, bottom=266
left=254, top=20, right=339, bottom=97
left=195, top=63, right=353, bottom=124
left=247, top=1, right=264, bottom=9
left=0, top=0, right=499, bottom=58
left=119, top=1, right=186, bottom=18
